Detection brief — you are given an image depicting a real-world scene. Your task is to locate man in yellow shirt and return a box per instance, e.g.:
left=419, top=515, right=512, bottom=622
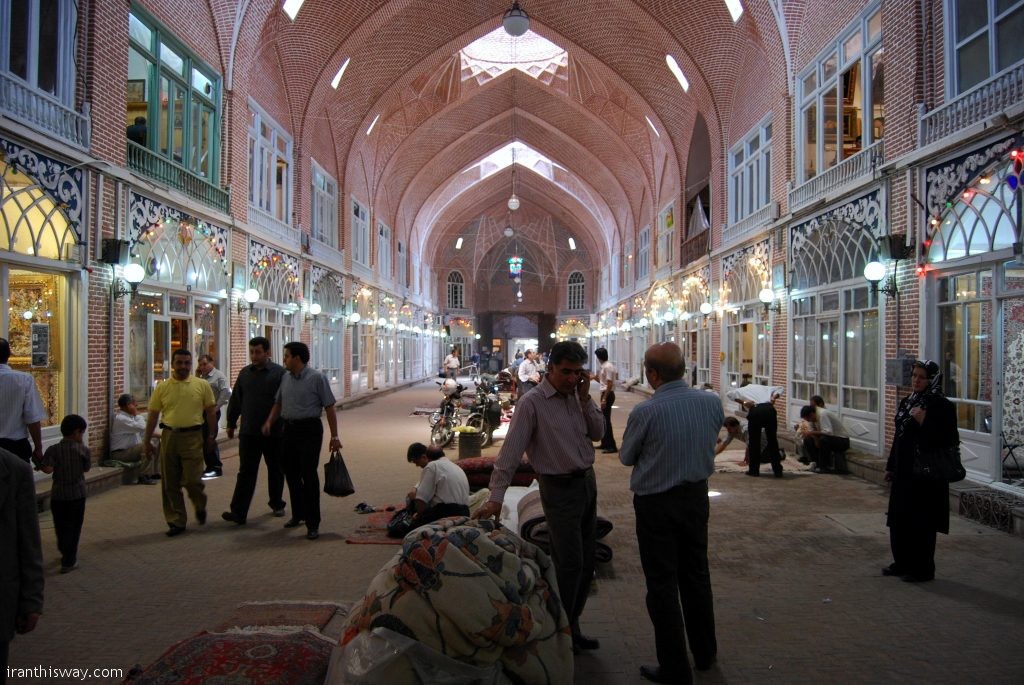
left=143, top=349, right=217, bottom=537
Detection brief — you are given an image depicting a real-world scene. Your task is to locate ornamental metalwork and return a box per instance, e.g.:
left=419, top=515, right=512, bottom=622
left=128, top=192, right=229, bottom=291
left=925, top=135, right=1019, bottom=218
left=310, top=265, right=346, bottom=316
left=249, top=239, right=301, bottom=304
left=0, top=137, right=84, bottom=236
left=722, top=240, right=770, bottom=303
left=790, top=190, right=883, bottom=291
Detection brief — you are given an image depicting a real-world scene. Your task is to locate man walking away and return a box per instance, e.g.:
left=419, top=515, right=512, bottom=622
left=262, top=342, right=341, bottom=541
left=223, top=337, right=287, bottom=524
left=595, top=347, right=618, bottom=453
left=620, top=342, right=723, bottom=684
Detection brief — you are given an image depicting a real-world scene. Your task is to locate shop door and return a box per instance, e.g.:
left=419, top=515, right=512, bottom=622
left=149, top=316, right=172, bottom=391
left=817, top=318, right=840, bottom=405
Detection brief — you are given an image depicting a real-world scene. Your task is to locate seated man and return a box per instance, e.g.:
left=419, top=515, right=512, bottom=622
left=109, top=393, right=159, bottom=484
left=795, top=405, right=824, bottom=469
left=406, top=443, right=470, bottom=526
left=811, top=395, right=851, bottom=474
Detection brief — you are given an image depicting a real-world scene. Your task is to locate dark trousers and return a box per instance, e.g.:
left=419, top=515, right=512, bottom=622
left=890, top=520, right=937, bottom=579
left=537, top=468, right=597, bottom=631
left=203, top=409, right=223, bottom=471
left=635, top=482, right=716, bottom=677
left=416, top=502, right=471, bottom=527
left=821, top=435, right=851, bottom=473
left=0, top=438, right=31, bottom=463
left=229, top=434, right=286, bottom=518
left=1, top=638, right=8, bottom=685
left=747, top=402, right=782, bottom=476
left=600, top=391, right=617, bottom=450
left=282, top=420, right=323, bottom=531
left=51, top=497, right=86, bottom=568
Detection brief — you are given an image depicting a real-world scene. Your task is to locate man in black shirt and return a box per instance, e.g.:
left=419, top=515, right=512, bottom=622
left=222, top=337, right=287, bottom=524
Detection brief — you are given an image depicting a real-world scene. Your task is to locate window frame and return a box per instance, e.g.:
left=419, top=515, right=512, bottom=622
left=247, top=100, right=292, bottom=223
left=636, top=227, right=651, bottom=281
left=947, top=0, right=1024, bottom=97
left=350, top=197, right=370, bottom=267
left=447, top=270, right=465, bottom=310
left=727, top=116, right=773, bottom=224
left=2, top=0, right=77, bottom=104
left=567, top=271, right=585, bottom=310
left=377, top=221, right=392, bottom=282
left=310, top=160, right=338, bottom=249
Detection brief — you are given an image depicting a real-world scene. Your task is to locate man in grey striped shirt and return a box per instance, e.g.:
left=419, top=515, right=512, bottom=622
left=620, top=342, right=723, bottom=684
left=475, top=340, right=605, bottom=653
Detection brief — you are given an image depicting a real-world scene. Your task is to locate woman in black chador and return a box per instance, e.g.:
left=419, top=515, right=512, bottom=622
left=883, top=360, right=959, bottom=582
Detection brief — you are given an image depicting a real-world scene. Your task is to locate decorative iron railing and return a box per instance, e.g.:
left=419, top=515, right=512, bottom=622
left=0, top=73, right=89, bottom=149
left=920, top=64, right=1024, bottom=147
left=246, top=204, right=300, bottom=248
left=126, top=141, right=229, bottom=213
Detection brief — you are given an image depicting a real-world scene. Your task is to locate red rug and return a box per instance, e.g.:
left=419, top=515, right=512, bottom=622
left=122, top=630, right=333, bottom=685
left=211, top=601, right=343, bottom=633
left=345, top=506, right=403, bottom=545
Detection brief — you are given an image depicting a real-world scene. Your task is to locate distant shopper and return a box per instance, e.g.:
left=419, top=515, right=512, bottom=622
left=38, top=415, right=91, bottom=573
left=126, top=116, right=147, bottom=145
left=443, top=347, right=461, bottom=380
left=197, top=354, right=230, bottom=479
left=0, top=446, right=44, bottom=679
left=0, top=337, right=47, bottom=465
left=109, top=393, right=159, bottom=485
left=517, top=349, right=540, bottom=395
left=811, top=395, right=851, bottom=474
left=223, top=337, right=288, bottom=525
left=262, top=342, right=340, bottom=541
left=594, top=347, right=618, bottom=453
left=143, top=349, right=217, bottom=537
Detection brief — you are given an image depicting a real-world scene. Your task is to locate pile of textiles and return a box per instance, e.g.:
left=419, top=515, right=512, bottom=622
left=456, top=455, right=537, bottom=490
left=517, top=489, right=614, bottom=563
left=339, top=517, right=572, bottom=683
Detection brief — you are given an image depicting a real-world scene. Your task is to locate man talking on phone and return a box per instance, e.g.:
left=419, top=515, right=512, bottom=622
left=474, top=341, right=605, bottom=653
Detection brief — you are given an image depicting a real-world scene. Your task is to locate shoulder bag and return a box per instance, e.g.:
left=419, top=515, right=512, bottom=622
left=912, top=443, right=966, bottom=483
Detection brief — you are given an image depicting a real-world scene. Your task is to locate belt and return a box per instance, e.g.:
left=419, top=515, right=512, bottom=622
left=283, top=417, right=321, bottom=426
left=159, top=423, right=203, bottom=432
left=542, top=467, right=593, bottom=480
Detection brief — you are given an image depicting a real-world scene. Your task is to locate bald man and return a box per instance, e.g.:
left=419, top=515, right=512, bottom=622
left=620, top=343, right=724, bottom=683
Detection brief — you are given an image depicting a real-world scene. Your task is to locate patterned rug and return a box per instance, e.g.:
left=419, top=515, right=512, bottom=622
left=345, top=506, right=404, bottom=545
left=212, top=601, right=344, bottom=633
left=121, top=629, right=334, bottom=685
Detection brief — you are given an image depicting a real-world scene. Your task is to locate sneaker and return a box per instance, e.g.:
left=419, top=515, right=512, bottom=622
left=201, top=469, right=222, bottom=480
left=222, top=511, right=246, bottom=525
left=196, top=509, right=207, bottom=525
left=59, top=562, right=80, bottom=574
left=272, top=508, right=286, bottom=517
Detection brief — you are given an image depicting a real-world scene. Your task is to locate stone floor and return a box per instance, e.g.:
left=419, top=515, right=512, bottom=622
left=9, top=379, right=1024, bottom=684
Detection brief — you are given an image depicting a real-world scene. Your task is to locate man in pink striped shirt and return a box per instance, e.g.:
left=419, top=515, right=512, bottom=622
left=475, top=341, right=605, bottom=653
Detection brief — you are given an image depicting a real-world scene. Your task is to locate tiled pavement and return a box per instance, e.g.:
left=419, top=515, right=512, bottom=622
left=10, top=380, right=1024, bottom=684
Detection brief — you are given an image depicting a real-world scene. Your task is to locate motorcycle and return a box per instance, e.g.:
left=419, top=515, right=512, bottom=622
left=464, top=378, right=503, bottom=448
left=429, top=379, right=464, bottom=447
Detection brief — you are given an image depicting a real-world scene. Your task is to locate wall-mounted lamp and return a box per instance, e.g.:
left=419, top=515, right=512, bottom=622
left=112, top=262, right=145, bottom=299
left=863, top=260, right=898, bottom=300
left=306, top=302, right=322, bottom=322
left=699, top=301, right=713, bottom=316
left=237, top=287, right=260, bottom=313
left=758, top=287, right=781, bottom=314
left=348, top=312, right=362, bottom=324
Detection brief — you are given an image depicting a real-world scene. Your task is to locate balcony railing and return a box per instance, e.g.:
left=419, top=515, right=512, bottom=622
left=247, top=205, right=300, bottom=248
left=920, top=64, right=1024, bottom=147
left=723, top=201, right=778, bottom=246
left=788, top=141, right=883, bottom=213
left=127, top=142, right=229, bottom=213
left=0, top=72, right=90, bottom=149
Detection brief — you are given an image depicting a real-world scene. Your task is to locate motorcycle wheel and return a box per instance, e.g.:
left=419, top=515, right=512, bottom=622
left=465, top=414, right=491, bottom=448
left=431, top=420, right=455, bottom=447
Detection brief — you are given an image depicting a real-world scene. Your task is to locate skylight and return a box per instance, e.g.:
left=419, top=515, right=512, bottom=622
left=455, top=237, right=464, bottom=250
left=725, top=0, right=744, bottom=22
left=665, top=55, right=690, bottom=92
left=282, top=0, right=304, bottom=21
left=645, top=115, right=660, bottom=137
left=366, top=114, right=380, bottom=135
left=331, top=57, right=351, bottom=89
left=568, top=237, right=576, bottom=250
left=461, top=27, right=567, bottom=85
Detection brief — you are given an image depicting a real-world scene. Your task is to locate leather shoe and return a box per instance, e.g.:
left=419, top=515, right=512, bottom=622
left=639, top=664, right=690, bottom=684
left=744, top=471, right=759, bottom=477
left=881, top=564, right=903, bottom=577
left=222, top=511, right=246, bottom=525
left=283, top=518, right=303, bottom=529
left=137, top=476, right=156, bottom=485
left=901, top=574, right=934, bottom=583
left=272, top=508, right=286, bottom=517
left=694, top=655, right=716, bottom=671
left=196, top=509, right=207, bottom=525
left=601, top=448, right=618, bottom=454
left=306, top=529, right=320, bottom=540
left=166, top=525, right=186, bottom=537
left=572, top=633, right=600, bottom=651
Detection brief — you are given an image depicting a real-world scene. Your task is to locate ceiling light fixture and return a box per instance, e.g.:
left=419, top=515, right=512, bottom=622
left=502, top=1, right=529, bottom=37
left=504, top=225, right=514, bottom=238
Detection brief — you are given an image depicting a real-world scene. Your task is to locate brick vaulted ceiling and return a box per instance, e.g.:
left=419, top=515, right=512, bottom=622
left=237, top=0, right=787, bottom=284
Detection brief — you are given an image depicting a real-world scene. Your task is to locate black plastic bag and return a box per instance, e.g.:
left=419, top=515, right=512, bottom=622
left=324, top=450, right=355, bottom=497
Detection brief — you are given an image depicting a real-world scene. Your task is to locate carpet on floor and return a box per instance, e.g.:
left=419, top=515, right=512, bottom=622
left=212, top=600, right=345, bottom=633
left=345, top=506, right=404, bottom=545
left=121, top=629, right=335, bottom=685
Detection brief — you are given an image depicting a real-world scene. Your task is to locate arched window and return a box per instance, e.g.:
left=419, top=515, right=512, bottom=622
left=567, top=271, right=585, bottom=310
left=447, top=271, right=464, bottom=309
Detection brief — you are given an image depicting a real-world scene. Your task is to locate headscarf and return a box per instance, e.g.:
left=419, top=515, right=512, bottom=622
left=894, top=360, right=943, bottom=440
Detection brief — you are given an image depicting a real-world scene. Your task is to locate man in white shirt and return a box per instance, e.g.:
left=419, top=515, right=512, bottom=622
left=406, top=443, right=470, bottom=525
left=595, top=347, right=618, bottom=453
left=811, top=396, right=850, bottom=474
left=109, top=393, right=159, bottom=485
left=443, top=348, right=461, bottom=380
left=0, top=337, right=47, bottom=465
left=517, top=349, right=540, bottom=396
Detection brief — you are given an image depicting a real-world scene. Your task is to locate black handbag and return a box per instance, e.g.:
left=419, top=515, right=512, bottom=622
left=912, top=443, right=966, bottom=483
left=386, top=508, right=415, bottom=538
left=323, top=449, right=355, bottom=497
